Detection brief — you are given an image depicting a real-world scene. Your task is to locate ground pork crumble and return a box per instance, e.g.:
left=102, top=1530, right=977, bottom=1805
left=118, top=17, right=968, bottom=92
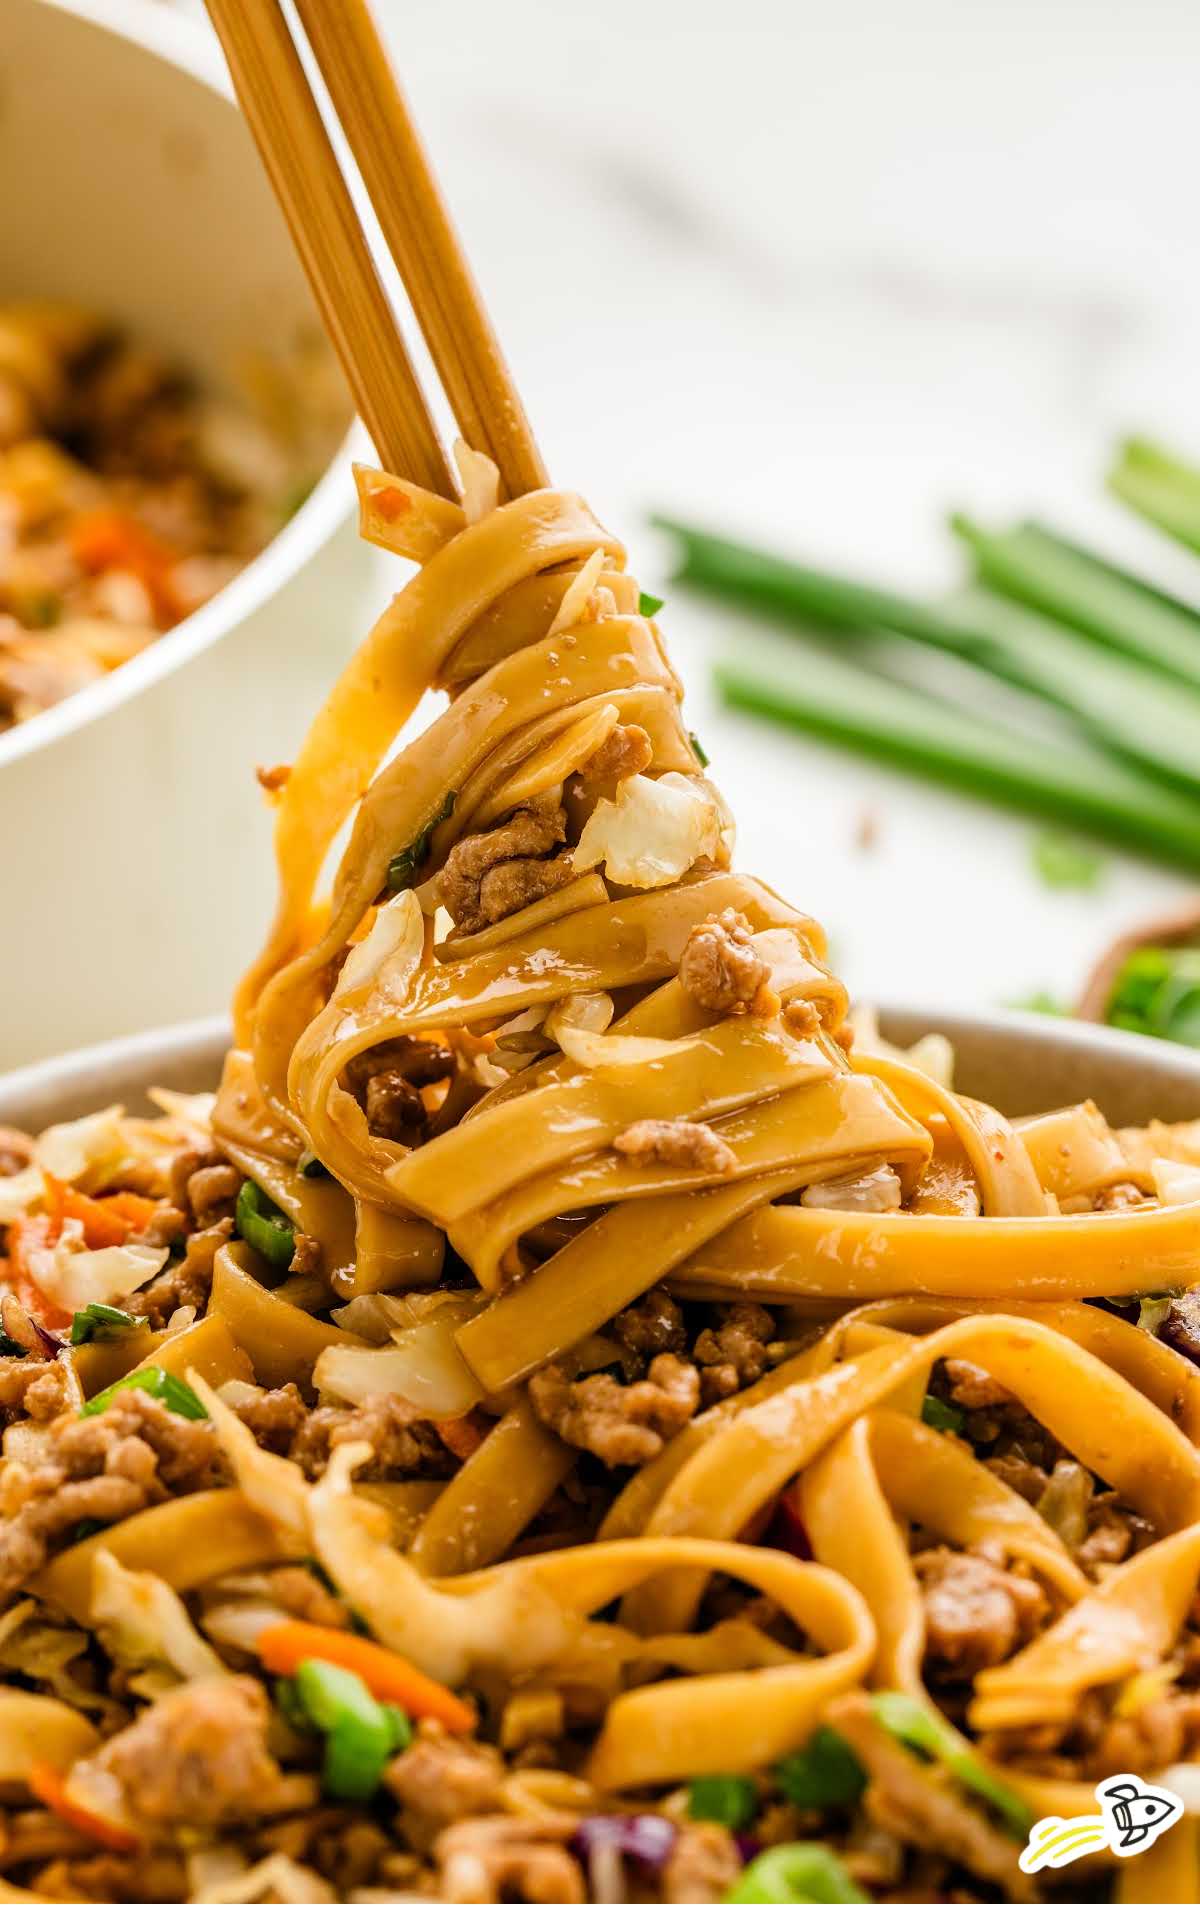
left=613, top=1116, right=737, bottom=1175
left=344, top=1035, right=458, bottom=1144
left=526, top=1294, right=782, bottom=1468
left=86, top=1677, right=300, bottom=1835
left=530, top=1353, right=700, bottom=1466
left=0, top=1388, right=222, bottom=1599
left=679, top=906, right=772, bottom=1017
left=915, top=1544, right=1049, bottom=1678
left=578, top=720, right=653, bottom=784
left=438, top=792, right=575, bottom=935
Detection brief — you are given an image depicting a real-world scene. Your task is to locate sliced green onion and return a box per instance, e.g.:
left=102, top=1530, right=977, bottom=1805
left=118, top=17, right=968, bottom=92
left=1031, top=831, right=1104, bottom=891
left=1109, top=437, right=1200, bottom=556
left=235, top=1179, right=296, bottom=1272
left=870, top=1691, right=1031, bottom=1836
left=714, top=636, right=1200, bottom=877
left=70, top=1518, right=108, bottom=1545
left=687, top=1773, right=758, bottom=1829
left=70, top=1303, right=148, bottom=1346
left=689, top=729, right=710, bottom=768
left=1107, top=947, right=1200, bottom=1046
left=774, top=1727, right=866, bottom=1810
left=638, top=590, right=664, bottom=617
left=659, top=513, right=1200, bottom=799
left=1137, top=1295, right=1175, bottom=1335
left=1009, top=990, right=1066, bottom=1016
left=291, top=1658, right=406, bottom=1801
left=80, top=1365, right=207, bottom=1421
left=951, top=515, right=1200, bottom=690
left=724, top=1842, right=868, bottom=1903
left=387, top=789, right=456, bottom=893
left=274, top=1676, right=316, bottom=1732
left=920, top=1395, right=964, bottom=1436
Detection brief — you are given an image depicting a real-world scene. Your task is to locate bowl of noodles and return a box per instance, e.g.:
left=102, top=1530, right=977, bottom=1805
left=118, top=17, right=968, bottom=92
left=2, top=448, right=1200, bottom=1904
left=0, top=0, right=366, bottom=1068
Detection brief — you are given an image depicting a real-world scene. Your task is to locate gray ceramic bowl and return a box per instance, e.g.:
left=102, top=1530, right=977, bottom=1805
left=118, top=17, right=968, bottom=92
left=2, top=1007, right=1200, bottom=1133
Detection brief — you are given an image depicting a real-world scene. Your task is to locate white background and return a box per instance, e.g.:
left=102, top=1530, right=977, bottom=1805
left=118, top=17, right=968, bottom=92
left=362, top=0, right=1200, bottom=1009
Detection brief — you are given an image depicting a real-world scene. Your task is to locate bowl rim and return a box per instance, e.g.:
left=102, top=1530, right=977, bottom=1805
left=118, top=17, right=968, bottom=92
left=0, top=0, right=361, bottom=775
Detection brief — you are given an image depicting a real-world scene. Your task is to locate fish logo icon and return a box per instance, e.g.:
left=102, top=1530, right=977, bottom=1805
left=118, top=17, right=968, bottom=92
left=1019, top=1773, right=1184, bottom=1874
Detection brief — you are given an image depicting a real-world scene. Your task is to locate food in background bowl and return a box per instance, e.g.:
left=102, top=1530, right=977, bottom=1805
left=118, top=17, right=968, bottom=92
left=0, top=302, right=326, bottom=729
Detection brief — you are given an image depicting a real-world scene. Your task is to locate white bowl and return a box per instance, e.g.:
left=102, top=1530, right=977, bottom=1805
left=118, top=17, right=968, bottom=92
left=3, top=1005, right=1199, bottom=1134
left=0, top=0, right=376, bottom=1068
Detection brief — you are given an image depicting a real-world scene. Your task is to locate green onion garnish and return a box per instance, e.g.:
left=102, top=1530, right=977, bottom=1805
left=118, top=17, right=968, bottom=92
left=70, top=1303, right=148, bottom=1346
left=1137, top=1295, right=1175, bottom=1335
left=1107, top=947, right=1200, bottom=1047
left=1031, top=830, right=1104, bottom=891
left=920, top=1394, right=964, bottom=1436
left=724, top=1842, right=868, bottom=1903
left=774, top=1727, right=866, bottom=1811
left=689, top=729, right=710, bottom=768
left=290, top=1659, right=411, bottom=1800
left=386, top=789, right=456, bottom=893
left=687, top=1773, right=758, bottom=1829
left=80, top=1365, right=207, bottom=1421
left=235, top=1179, right=296, bottom=1272
left=70, top=1518, right=109, bottom=1545
left=1109, top=437, right=1200, bottom=556
left=870, top=1691, right=1031, bottom=1836
left=638, top=590, right=664, bottom=617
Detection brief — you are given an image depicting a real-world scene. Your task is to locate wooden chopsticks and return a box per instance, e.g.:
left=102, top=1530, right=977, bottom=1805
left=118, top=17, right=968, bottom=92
left=204, top=0, right=548, bottom=502
left=294, top=0, right=549, bottom=500
left=204, top=0, right=453, bottom=496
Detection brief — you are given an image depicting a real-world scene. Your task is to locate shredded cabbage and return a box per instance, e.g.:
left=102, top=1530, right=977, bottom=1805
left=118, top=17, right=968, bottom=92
left=847, top=1005, right=955, bottom=1089
left=90, top=1551, right=229, bottom=1685
left=37, top=1105, right=132, bottom=1190
left=545, top=991, right=614, bottom=1043
left=548, top=548, right=606, bottom=636
left=454, top=438, right=500, bottom=525
left=1152, top=1157, right=1200, bottom=1206
left=556, top=1026, right=695, bottom=1071
left=0, top=1166, right=41, bottom=1225
left=801, top=1164, right=903, bottom=1214
left=147, top=1088, right=217, bottom=1142
left=333, top=889, right=424, bottom=1003
left=315, top=1299, right=484, bottom=1420
left=573, top=771, right=723, bottom=889
left=29, top=1228, right=167, bottom=1313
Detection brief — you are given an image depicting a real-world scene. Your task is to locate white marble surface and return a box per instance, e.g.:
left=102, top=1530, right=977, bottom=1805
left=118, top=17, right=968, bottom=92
left=370, top=0, right=1200, bottom=1006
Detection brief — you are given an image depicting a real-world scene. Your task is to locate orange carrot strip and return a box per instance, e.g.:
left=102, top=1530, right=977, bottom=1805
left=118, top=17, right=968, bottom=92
left=6, top=1216, right=72, bottom=1329
left=42, top=1176, right=159, bottom=1250
left=28, top=1761, right=141, bottom=1853
left=435, top=1412, right=487, bottom=1461
left=256, top=1620, right=475, bottom=1732
left=70, top=509, right=184, bottom=625
left=90, top=1190, right=161, bottom=1237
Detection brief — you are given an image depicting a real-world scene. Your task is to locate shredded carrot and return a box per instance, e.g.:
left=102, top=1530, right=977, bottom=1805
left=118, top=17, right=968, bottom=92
left=6, top=1215, right=72, bottom=1329
left=69, top=509, right=184, bottom=626
left=435, top=1412, right=487, bottom=1461
left=373, top=485, right=412, bottom=521
left=28, top=1761, right=141, bottom=1853
left=43, top=1175, right=159, bottom=1250
left=255, top=1621, right=475, bottom=1732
